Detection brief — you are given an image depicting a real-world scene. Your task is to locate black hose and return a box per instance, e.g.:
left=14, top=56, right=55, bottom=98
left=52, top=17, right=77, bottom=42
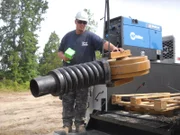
left=30, top=59, right=111, bottom=97
left=75, top=65, right=89, bottom=87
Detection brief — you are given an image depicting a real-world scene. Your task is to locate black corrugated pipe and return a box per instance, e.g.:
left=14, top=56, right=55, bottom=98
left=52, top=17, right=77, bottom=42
left=30, top=59, right=111, bottom=97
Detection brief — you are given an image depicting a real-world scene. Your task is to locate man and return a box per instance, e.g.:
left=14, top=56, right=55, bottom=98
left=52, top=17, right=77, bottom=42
left=58, top=10, right=124, bottom=134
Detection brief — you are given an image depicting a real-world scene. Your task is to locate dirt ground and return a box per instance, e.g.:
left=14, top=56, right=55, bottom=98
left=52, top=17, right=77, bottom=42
left=0, top=91, right=63, bottom=135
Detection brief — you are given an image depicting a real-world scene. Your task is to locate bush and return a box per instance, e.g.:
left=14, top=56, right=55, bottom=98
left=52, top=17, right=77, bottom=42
left=0, top=79, right=30, bottom=92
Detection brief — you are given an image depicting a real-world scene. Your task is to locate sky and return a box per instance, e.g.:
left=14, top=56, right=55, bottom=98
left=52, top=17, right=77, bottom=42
left=27, top=0, right=180, bottom=63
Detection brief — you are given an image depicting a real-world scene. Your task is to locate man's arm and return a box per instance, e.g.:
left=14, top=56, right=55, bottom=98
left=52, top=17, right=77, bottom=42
left=103, top=41, right=124, bottom=52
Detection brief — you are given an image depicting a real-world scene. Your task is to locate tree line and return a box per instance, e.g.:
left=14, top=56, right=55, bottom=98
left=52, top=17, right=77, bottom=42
left=0, top=0, right=100, bottom=91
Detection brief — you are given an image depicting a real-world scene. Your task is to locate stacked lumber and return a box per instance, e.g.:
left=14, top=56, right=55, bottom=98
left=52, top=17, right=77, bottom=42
left=112, top=92, right=180, bottom=115
left=108, top=50, right=150, bottom=87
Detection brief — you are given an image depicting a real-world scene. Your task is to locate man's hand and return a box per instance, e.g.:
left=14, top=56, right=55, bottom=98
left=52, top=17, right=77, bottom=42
left=62, top=55, right=70, bottom=62
left=112, top=47, right=124, bottom=52
left=103, top=41, right=124, bottom=52
left=58, top=51, right=71, bottom=62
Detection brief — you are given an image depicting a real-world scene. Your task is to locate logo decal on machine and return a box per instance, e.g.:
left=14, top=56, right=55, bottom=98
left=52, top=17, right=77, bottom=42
left=147, top=24, right=161, bottom=30
left=130, top=32, right=143, bottom=40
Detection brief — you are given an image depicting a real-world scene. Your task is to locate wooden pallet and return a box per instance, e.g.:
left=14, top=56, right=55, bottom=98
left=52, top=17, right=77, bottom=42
left=112, top=93, right=180, bottom=115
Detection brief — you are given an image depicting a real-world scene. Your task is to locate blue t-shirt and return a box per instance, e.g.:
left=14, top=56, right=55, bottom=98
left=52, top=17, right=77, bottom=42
left=58, top=30, right=105, bottom=66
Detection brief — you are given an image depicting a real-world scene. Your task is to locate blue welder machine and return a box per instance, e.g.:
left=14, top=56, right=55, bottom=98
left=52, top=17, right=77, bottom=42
left=104, top=16, right=162, bottom=60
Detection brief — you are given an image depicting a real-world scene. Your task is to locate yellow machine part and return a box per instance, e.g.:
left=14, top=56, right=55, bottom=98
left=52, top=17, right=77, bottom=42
left=108, top=50, right=150, bottom=86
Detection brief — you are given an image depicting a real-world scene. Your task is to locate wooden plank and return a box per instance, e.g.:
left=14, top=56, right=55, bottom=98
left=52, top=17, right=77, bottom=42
left=134, top=103, right=155, bottom=109
left=154, top=93, right=180, bottom=101
left=130, top=94, right=170, bottom=107
left=119, top=101, right=179, bottom=112
left=154, top=100, right=167, bottom=111
left=111, top=92, right=170, bottom=105
left=112, top=92, right=171, bottom=97
left=165, top=100, right=180, bottom=104
left=170, top=93, right=180, bottom=96
left=118, top=101, right=155, bottom=109
left=124, top=106, right=174, bottom=116
left=165, top=105, right=180, bottom=111
left=131, top=93, right=171, bottom=100
left=110, top=50, right=131, bottom=59
left=117, top=101, right=131, bottom=106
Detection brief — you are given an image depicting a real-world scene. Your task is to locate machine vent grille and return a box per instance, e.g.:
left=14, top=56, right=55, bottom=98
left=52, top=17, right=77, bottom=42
left=162, top=36, right=174, bottom=59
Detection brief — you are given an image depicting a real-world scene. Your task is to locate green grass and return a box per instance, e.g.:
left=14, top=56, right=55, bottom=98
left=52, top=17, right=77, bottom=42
left=0, top=79, right=30, bottom=92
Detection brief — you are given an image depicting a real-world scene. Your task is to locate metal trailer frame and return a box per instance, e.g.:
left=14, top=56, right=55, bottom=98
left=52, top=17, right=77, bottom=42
left=85, top=61, right=180, bottom=135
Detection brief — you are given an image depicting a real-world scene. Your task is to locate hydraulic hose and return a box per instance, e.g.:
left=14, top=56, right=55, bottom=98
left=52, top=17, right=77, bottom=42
left=30, top=59, right=111, bottom=97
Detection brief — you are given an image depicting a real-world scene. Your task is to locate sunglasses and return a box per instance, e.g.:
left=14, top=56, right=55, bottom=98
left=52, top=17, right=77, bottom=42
left=77, top=20, right=87, bottom=25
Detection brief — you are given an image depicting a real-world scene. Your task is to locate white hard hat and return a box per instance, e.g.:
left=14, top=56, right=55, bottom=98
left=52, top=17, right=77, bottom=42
left=75, top=10, right=88, bottom=22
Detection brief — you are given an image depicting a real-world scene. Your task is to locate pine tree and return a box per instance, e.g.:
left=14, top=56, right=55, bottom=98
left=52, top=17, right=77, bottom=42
left=0, top=0, right=48, bottom=83
left=39, top=31, right=62, bottom=75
